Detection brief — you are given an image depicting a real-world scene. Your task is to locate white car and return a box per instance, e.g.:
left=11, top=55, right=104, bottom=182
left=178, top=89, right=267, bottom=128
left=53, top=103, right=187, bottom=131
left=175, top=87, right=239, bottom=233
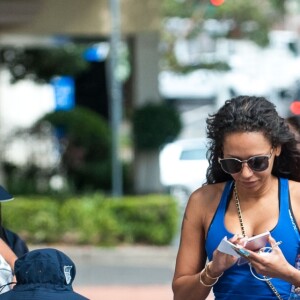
left=159, top=138, right=209, bottom=206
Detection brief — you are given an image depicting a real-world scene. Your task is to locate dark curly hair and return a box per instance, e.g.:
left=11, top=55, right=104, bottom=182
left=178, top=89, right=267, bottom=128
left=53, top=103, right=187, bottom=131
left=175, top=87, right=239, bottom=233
left=286, top=115, right=300, bottom=139
left=205, top=95, right=300, bottom=184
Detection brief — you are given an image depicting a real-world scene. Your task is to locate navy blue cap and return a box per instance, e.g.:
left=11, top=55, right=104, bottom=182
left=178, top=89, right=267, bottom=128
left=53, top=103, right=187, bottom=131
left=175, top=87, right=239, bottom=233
left=0, top=186, right=13, bottom=202
left=0, top=248, right=89, bottom=300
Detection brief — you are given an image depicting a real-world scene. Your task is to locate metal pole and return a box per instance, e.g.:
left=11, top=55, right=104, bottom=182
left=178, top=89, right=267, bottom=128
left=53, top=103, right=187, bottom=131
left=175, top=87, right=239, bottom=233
left=108, top=0, right=123, bottom=196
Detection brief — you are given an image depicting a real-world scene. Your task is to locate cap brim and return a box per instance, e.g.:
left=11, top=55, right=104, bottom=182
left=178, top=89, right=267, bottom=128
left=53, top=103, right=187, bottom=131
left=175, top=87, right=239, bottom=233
left=0, top=290, right=89, bottom=300
left=0, top=186, right=13, bottom=202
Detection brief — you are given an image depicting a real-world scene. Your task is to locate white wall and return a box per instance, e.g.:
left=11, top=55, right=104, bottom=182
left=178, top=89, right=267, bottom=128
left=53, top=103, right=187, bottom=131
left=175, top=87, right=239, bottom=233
left=0, top=69, right=55, bottom=135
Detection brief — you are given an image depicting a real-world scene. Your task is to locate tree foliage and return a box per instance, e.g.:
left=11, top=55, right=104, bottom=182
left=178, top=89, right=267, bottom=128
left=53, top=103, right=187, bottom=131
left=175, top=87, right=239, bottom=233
left=161, top=0, right=288, bottom=72
left=0, top=44, right=89, bottom=83
left=35, top=107, right=112, bottom=192
left=162, top=0, right=286, bottom=40
left=205, top=0, right=280, bottom=45
left=132, top=103, right=182, bottom=150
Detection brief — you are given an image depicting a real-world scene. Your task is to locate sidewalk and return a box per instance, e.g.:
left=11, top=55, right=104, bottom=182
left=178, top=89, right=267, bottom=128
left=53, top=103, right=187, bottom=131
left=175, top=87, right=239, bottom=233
left=75, top=285, right=173, bottom=300
left=29, top=244, right=214, bottom=300
left=75, top=285, right=214, bottom=300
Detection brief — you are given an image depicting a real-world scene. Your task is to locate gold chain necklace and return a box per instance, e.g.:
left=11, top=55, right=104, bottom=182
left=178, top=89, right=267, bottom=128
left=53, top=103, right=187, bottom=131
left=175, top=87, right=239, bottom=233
left=233, top=183, right=283, bottom=300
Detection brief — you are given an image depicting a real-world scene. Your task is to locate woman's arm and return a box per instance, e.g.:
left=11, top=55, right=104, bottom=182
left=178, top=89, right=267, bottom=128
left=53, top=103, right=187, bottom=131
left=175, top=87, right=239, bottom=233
left=172, top=193, right=211, bottom=300
left=0, top=238, right=17, bottom=272
left=172, top=185, right=237, bottom=300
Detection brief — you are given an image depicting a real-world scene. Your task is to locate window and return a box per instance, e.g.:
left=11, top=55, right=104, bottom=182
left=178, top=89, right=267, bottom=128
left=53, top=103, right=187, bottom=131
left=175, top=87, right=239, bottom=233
left=180, top=148, right=206, bottom=160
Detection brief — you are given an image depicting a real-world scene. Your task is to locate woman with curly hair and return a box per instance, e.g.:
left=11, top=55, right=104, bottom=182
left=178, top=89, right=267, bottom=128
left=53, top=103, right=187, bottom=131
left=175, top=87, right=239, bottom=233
left=172, top=96, right=300, bottom=300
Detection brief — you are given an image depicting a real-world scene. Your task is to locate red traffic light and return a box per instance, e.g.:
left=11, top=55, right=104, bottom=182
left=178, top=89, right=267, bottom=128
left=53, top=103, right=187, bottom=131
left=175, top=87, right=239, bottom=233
left=210, top=0, right=225, bottom=6
left=290, top=101, right=300, bottom=115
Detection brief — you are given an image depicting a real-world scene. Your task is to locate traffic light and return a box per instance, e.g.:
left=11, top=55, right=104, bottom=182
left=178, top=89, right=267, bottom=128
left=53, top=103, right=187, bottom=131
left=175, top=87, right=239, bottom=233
left=290, top=101, right=300, bottom=115
left=210, top=0, right=225, bottom=6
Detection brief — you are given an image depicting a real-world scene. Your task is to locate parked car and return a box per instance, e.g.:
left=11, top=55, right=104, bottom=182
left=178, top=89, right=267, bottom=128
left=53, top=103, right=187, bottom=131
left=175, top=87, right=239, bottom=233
left=159, top=138, right=209, bottom=206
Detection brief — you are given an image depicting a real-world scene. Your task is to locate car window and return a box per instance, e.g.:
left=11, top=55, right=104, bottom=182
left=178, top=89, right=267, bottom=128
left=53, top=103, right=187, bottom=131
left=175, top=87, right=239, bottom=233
left=179, top=148, right=207, bottom=160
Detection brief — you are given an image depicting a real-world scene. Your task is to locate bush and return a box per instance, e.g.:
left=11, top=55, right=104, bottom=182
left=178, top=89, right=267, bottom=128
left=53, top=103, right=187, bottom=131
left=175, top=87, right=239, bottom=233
left=132, top=102, right=182, bottom=150
left=35, top=106, right=113, bottom=192
left=2, top=197, right=60, bottom=243
left=2, top=194, right=179, bottom=246
left=108, top=195, right=178, bottom=245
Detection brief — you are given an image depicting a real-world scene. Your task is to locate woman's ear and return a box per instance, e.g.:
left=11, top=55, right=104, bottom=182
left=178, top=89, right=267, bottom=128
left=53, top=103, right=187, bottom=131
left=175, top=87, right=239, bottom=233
left=275, top=145, right=281, bottom=157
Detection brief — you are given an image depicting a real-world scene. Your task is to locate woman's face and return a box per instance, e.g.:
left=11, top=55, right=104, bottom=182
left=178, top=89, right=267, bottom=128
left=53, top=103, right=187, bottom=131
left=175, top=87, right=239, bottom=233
left=221, top=131, right=281, bottom=191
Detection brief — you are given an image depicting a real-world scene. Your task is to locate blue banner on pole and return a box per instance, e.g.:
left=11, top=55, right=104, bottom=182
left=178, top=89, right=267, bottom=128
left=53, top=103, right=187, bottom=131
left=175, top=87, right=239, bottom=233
left=51, top=76, right=75, bottom=111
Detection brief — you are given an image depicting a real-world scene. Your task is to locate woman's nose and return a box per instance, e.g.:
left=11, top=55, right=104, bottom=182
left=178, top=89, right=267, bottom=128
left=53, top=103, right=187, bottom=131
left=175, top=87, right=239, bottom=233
left=240, top=162, right=253, bottom=177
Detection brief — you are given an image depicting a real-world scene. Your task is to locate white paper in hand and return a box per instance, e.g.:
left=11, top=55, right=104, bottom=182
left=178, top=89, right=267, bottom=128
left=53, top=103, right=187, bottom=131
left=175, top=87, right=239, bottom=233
left=217, top=231, right=270, bottom=258
left=217, top=237, right=241, bottom=257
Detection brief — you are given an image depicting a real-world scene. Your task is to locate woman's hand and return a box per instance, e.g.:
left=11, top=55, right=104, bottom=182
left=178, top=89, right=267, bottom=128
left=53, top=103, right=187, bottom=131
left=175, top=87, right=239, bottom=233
left=209, top=234, right=246, bottom=277
left=236, top=235, right=291, bottom=280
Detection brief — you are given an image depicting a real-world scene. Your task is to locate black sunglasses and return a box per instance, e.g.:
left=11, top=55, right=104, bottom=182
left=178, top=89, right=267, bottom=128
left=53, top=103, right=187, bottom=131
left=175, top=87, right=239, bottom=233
left=218, top=149, right=274, bottom=174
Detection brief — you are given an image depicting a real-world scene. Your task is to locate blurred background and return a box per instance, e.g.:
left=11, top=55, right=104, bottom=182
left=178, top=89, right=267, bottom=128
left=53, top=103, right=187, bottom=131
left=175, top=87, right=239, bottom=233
left=0, top=0, right=300, bottom=299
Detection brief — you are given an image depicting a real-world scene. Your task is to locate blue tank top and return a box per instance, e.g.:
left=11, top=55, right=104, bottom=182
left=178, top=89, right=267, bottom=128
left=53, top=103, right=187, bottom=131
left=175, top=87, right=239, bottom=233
left=205, top=178, right=300, bottom=300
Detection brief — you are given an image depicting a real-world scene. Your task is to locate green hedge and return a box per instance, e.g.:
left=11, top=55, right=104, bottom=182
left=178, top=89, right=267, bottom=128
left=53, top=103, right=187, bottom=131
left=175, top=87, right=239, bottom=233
left=1, top=194, right=179, bottom=246
left=132, top=103, right=182, bottom=150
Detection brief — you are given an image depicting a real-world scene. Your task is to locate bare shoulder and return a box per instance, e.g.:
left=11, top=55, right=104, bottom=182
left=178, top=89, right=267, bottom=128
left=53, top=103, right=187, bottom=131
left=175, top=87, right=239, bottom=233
left=183, top=182, right=227, bottom=228
left=288, top=180, right=300, bottom=203
left=189, top=182, right=226, bottom=206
